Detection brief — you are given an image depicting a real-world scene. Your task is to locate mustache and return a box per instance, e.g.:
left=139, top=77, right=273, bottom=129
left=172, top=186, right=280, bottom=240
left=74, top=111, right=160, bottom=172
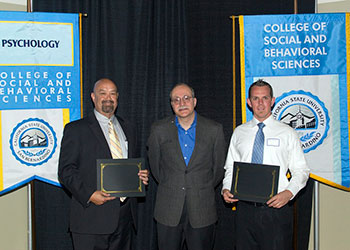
left=178, top=106, right=188, bottom=110
left=102, top=100, right=114, bottom=105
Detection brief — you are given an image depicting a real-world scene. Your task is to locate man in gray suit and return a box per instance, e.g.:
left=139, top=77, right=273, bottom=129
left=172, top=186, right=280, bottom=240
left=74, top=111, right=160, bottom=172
left=147, top=83, right=226, bottom=250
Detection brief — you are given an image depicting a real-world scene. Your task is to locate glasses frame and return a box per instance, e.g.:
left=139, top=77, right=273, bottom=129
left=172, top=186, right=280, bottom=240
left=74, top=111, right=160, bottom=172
left=171, top=95, right=193, bottom=105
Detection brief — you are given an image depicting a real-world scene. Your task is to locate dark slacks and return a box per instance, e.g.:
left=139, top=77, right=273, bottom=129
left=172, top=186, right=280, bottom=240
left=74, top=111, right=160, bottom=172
left=236, top=201, right=293, bottom=250
left=72, top=200, right=133, bottom=250
left=157, top=202, right=215, bottom=250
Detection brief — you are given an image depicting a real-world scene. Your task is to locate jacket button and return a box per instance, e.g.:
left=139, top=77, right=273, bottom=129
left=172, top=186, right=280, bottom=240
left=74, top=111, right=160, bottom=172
left=182, top=187, right=185, bottom=190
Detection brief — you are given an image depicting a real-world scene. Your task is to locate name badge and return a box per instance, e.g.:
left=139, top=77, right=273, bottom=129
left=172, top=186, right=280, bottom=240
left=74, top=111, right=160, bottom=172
left=267, top=138, right=280, bottom=147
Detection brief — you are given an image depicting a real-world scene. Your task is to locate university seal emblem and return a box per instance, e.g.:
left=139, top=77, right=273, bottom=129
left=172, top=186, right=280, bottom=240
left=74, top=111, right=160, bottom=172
left=9, top=118, right=57, bottom=166
left=272, top=90, right=329, bottom=153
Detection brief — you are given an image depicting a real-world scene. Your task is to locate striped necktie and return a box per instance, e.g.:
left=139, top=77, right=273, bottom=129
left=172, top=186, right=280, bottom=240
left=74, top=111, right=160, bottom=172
left=108, top=121, right=123, bottom=159
left=108, top=121, right=126, bottom=202
left=251, top=122, right=265, bottom=164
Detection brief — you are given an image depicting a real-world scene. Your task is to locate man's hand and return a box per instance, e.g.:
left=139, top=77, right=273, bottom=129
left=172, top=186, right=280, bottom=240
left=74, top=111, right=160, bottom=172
left=138, top=169, right=149, bottom=185
left=266, top=190, right=293, bottom=208
left=222, top=189, right=239, bottom=203
left=89, top=191, right=116, bottom=205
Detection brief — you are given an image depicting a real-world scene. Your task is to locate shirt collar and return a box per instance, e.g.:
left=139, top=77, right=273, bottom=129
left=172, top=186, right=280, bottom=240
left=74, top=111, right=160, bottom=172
left=252, top=114, right=273, bottom=127
left=175, top=111, right=197, bottom=130
left=94, top=109, right=115, bottom=124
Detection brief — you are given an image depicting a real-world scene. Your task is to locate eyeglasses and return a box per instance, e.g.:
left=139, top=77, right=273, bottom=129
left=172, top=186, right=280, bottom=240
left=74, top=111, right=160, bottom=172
left=171, top=95, right=193, bottom=105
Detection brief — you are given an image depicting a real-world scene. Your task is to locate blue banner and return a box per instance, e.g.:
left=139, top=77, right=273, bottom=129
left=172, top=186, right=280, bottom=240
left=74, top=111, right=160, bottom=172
left=239, top=13, right=350, bottom=190
left=0, top=11, right=82, bottom=194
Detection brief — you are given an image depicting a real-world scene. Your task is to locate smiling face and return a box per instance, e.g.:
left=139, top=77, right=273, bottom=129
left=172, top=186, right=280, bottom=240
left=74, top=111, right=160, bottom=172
left=91, top=79, right=119, bottom=119
left=247, top=85, right=275, bottom=122
left=170, top=84, right=197, bottom=120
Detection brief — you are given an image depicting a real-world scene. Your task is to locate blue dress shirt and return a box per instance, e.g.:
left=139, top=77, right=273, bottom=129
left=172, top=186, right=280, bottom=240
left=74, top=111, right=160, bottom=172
left=175, top=112, right=197, bottom=166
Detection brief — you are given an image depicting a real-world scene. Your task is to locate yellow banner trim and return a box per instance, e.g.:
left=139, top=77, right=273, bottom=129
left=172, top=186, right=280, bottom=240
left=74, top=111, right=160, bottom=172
left=79, top=13, right=84, bottom=118
left=239, top=16, right=247, bottom=124
left=232, top=16, right=236, bottom=129
left=63, top=109, right=70, bottom=127
left=310, top=173, right=350, bottom=191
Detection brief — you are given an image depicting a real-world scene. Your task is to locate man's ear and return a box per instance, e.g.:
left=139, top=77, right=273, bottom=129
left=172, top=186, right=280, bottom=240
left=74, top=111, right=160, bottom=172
left=271, top=97, right=275, bottom=107
left=247, top=98, right=252, bottom=108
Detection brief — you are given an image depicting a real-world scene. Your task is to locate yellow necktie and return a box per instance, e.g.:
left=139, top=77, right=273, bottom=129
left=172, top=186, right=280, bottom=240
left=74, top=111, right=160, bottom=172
left=108, top=121, right=126, bottom=202
left=108, top=121, right=123, bottom=159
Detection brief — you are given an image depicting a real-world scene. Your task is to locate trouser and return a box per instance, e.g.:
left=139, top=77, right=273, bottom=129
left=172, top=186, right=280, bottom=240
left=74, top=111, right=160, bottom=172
left=235, top=201, right=293, bottom=250
left=157, top=202, right=215, bottom=250
left=72, top=200, right=133, bottom=250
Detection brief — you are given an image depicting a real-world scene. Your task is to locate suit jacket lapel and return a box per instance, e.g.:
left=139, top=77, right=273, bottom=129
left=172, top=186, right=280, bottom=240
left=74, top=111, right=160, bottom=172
left=169, top=116, right=187, bottom=168
left=87, top=113, right=111, bottom=158
left=187, top=114, right=203, bottom=168
left=117, top=115, right=133, bottom=158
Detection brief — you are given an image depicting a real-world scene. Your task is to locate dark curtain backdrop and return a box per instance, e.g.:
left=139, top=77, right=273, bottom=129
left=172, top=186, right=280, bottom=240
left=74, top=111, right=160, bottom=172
left=33, top=1, right=315, bottom=250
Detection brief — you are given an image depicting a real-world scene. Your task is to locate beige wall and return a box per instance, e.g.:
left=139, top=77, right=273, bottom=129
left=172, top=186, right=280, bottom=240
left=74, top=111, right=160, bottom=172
left=318, top=0, right=350, bottom=13
left=0, top=187, right=28, bottom=250
left=0, top=2, right=26, bottom=11
left=320, top=184, right=350, bottom=249
left=308, top=183, right=350, bottom=250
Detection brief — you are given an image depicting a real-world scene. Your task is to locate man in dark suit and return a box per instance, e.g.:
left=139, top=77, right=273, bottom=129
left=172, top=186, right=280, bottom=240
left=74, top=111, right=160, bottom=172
left=58, top=78, right=149, bottom=250
left=147, top=83, right=226, bottom=250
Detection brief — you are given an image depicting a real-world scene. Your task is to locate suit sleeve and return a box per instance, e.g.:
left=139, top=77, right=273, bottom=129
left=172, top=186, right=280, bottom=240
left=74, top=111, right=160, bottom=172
left=212, top=123, right=226, bottom=187
left=222, top=132, right=237, bottom=192
left=58, top=123, right=95, bottom=207
left=147, top=123, right=160, bottom=183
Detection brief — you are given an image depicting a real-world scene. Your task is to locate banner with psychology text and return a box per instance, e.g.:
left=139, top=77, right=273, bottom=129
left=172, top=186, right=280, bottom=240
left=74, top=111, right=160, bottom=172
left=0, top=11, right=82, bottom=194
left=238, top=13, right=350, bottom=190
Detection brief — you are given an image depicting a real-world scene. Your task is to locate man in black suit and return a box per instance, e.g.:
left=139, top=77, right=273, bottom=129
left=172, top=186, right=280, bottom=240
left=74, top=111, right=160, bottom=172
left=147, top=83, right=226, bottom=250
left=58, top=78, right=149, bottom=250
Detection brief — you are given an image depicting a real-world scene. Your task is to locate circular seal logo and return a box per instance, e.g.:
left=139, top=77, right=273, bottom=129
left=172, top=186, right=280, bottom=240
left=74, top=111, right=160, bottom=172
left=9, top=118, right=57, bottom=166
left=272, top=90, right=329, bottom=153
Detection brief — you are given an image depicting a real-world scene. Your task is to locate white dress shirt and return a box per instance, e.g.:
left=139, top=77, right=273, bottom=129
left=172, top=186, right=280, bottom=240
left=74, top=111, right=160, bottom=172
left=222, top=115, right=310, bottom=197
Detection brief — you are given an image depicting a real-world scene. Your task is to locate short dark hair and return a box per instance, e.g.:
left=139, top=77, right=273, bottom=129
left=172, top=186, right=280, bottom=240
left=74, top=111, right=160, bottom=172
left=248, top=79, right=273, bottom=98
left=169, top=83, right=195, bottom=99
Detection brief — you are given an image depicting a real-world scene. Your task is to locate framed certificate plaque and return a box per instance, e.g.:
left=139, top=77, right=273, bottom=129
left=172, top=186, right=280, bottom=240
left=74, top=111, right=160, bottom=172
left=97, top=158, right=145, bottom=197
left=231, top=161, right=279, bottom=203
